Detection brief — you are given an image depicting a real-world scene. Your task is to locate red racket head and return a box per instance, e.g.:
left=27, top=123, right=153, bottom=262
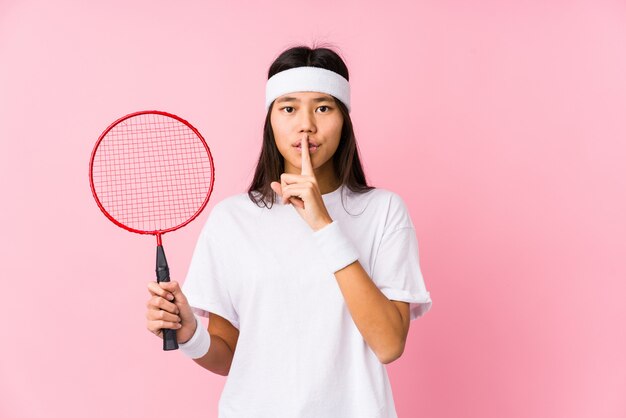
left=89, top=110, right=214, bottom=240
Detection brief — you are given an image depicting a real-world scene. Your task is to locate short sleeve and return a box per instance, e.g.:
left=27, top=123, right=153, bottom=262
left=181, top=205, right=240, bottom=330
left=371, top=195, right=432, bottom=321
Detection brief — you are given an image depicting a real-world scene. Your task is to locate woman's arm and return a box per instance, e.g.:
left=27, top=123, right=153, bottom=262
left=334, top=261, right=410, bottom=364
left=147, top=282, right=237, bottom=376
left=191, top=333, right=236, bottom=376
left=192, top=312, right=239, bottom=376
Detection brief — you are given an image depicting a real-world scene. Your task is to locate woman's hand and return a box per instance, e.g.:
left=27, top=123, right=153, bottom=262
left=146, top=281, right=197, bottom=344
left=270, top=135, right=334, bottom=231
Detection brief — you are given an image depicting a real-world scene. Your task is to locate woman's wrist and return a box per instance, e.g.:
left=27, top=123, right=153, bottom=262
left=311, top=220, right=359, bottom=273
left=178, top=313, right=211, bottom=359
left=311, top=216, right=333, bottom=232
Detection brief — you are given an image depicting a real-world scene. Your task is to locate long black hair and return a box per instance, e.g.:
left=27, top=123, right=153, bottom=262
left=247, top=43, right=375, bottom=209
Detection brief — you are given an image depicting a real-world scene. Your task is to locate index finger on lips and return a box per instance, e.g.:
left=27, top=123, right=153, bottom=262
left=300, top=135, right=313, bottom=176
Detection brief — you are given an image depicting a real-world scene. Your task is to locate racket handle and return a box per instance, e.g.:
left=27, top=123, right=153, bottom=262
left=156, top=244, right=179, bottom=351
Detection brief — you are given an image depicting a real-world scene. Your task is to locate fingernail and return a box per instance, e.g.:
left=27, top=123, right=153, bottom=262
left=167, top=294, right=174, bottom=301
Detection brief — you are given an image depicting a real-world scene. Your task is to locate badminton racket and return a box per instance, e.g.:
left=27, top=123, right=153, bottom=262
left=89, top=110, right=215, bottom=351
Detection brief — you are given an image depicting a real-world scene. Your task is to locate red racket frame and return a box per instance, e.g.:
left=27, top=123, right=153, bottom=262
left=88, top=110, right=215, bottom=245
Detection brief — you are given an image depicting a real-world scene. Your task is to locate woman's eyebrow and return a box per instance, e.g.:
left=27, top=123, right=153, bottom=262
left=276, top=96, right=334, bottom=103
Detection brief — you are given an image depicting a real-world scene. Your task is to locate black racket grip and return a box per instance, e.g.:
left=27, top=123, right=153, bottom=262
left=156, top=245, right=179, bottom=351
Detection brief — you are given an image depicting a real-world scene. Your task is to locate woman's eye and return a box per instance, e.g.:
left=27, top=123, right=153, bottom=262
left=281, top=105, right=330, bottom=113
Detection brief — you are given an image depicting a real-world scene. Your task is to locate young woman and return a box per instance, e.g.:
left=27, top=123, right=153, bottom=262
left=145, top=45, right=432, bottom=418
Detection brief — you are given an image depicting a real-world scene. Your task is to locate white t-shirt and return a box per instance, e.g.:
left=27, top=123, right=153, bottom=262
left=182, top=184, right=432, bottom=418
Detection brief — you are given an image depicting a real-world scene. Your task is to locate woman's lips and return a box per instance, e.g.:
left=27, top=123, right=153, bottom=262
left=295, top=144, right=319, bottom=153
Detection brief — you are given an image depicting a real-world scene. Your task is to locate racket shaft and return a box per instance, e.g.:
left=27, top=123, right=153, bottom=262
left=156, top=245, right=179, bottom=351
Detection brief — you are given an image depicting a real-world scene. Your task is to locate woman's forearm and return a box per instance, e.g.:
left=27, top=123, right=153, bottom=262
left=192, top=333, right=235, bottom=376
left=334, top=260, right=406, bottom=364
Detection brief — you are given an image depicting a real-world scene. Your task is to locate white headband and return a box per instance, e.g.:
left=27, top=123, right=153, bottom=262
left=265, top=66, right=351, bottom=113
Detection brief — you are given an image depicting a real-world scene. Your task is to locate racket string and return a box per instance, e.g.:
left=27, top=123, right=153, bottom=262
left=91, top=113, right=213, bottom=232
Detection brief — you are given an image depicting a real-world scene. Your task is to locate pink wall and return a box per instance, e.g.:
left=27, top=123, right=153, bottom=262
left=1, top=1, right=624, bottom=417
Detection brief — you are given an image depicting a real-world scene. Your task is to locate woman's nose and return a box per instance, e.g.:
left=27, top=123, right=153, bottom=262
left=298, top=109, right=316, bottom=132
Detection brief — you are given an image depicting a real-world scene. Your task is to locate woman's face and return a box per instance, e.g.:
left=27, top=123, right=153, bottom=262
left=270, top=91, right=344, bottom=175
